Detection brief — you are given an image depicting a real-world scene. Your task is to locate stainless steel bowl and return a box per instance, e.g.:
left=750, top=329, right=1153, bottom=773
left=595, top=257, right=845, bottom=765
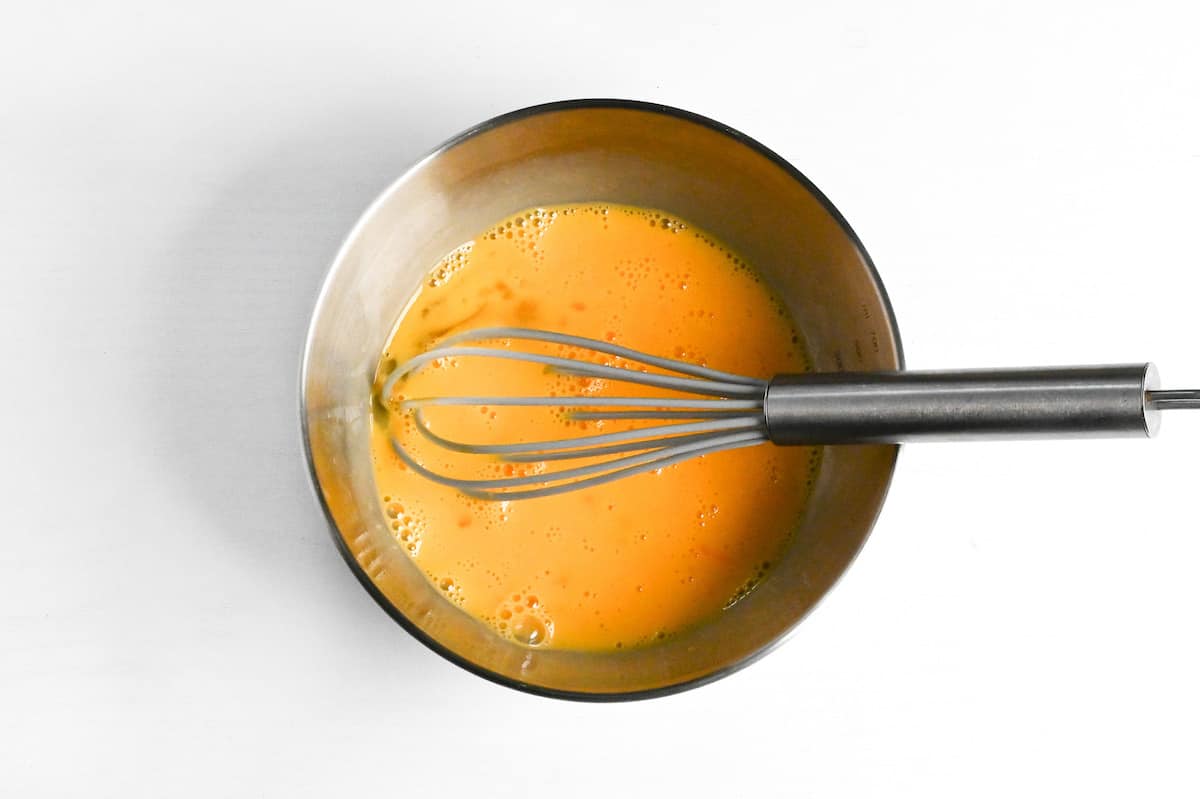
left=300, top=99, right=904, bottom=699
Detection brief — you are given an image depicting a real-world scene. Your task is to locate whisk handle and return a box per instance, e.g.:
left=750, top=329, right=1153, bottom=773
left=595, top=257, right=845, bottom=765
left=763, top=364, right=1167, bottom=444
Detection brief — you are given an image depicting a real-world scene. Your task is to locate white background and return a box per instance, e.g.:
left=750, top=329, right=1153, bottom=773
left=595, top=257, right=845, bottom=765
left=4, top=1, right=1199, bottom=796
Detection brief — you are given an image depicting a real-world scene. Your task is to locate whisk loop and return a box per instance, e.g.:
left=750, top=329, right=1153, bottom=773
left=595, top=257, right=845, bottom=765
left=382, top=327, right=770, bottom=500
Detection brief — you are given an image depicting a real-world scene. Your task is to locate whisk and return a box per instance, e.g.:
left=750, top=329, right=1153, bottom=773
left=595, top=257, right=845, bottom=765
left=381, top=326, right=1200, bottom=500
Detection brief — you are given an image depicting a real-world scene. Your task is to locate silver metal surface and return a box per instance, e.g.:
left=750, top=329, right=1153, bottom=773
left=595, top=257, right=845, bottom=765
left=764, top=364, right=1164, bottom=443
left=1147, top=389, right=1200, bottom=411
left=300, top=99, right=904, bottom=700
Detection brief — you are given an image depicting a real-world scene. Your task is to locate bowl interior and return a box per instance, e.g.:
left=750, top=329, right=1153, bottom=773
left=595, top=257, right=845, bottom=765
left=302, top=101, right=902, bottom=698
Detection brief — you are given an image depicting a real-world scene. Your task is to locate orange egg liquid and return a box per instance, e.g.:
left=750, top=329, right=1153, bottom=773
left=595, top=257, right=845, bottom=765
left=370, top=204, right=818, bottom=651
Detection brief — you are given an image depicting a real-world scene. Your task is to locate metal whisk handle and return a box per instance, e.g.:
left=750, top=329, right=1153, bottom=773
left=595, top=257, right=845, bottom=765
left=763, top=363, right=1194, bottom=444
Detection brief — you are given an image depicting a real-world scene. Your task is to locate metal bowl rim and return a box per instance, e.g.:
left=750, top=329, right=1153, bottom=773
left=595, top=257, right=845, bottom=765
left=298, top=98, right=906, bottom=701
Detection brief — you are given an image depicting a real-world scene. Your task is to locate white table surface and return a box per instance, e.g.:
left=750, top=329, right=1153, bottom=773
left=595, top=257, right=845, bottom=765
left=4, top=2, right=1199, bottom=795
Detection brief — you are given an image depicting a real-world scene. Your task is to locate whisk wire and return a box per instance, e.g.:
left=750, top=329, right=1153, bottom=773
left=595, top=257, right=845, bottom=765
left=569, top=409, right=750, bottom=420
left=382, top=327, right=772, bottom=498
left=392, top=429, right=767, bottom=501
left=403, top=396, right=761, bottom=410
left=387, top=347, right=762, bottom=403
left=500, top=429, right=757, bottom=463
left=439, top=326, right=766, bottom=386
left=411, top=408, right=763, bottom=456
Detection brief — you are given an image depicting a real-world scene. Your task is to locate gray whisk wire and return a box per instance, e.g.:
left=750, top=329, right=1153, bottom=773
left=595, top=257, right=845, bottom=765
left=381, top=327, right=769, bottom=500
